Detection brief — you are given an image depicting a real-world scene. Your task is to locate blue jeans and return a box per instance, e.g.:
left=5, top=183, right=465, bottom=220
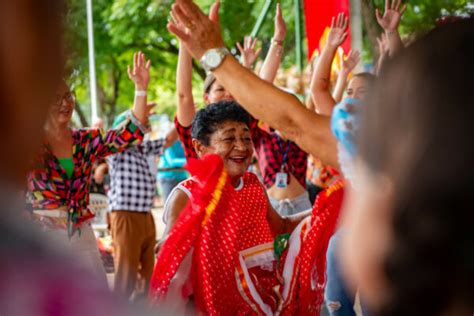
left=325, top=230, right=371, bottom=316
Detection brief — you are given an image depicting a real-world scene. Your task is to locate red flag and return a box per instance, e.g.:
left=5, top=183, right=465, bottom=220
left=304, top=0, right=351, bottom=60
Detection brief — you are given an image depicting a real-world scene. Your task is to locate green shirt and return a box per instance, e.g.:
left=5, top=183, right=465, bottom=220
left=58, top=157, right=74, bottom=179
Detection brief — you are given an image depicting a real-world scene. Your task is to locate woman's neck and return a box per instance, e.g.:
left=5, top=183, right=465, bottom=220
left=231, top=176, right=242, bottom=188
left=44, top=120, right=69, bottom=140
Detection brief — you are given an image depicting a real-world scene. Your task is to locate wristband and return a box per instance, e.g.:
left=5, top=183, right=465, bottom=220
left=135, top=90, right=147, bottom=97
left=272, top=38, right=284, bottom=46
left=272, top=39, right=284, bottom=57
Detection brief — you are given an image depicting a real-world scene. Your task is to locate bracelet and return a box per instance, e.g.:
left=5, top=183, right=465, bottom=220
left=135, top=90, right=147, bottom=97
left=272, top=40, right=284, bottom=57
left=272, top=38, right=284, bottom=46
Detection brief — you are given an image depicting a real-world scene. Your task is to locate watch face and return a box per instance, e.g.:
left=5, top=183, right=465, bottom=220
left=207, top=50, right=221, bottom=68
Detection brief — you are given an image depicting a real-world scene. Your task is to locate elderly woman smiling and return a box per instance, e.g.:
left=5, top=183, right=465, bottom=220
left=151, top=101, right=312, bottom=314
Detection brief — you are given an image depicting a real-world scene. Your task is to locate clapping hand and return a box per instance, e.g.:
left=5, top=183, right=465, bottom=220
left=376, top=0, right=407, bottom=32
left=127, top=51, right=151, bottom=90
left=326, top=13, right=349, bottom=49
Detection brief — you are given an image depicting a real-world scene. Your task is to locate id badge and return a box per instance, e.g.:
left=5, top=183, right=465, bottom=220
left=276, top=172, right=288, bottom=188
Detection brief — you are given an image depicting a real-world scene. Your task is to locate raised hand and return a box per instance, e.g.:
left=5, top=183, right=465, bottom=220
left=375, top=0, right=407, bottom=32
left=127, top=51, right=151, bottom=90
left=326, top=13, right=349, bottom=49
left=341, top=50, right=360, bottom=74
left=167, top=0, right=224, bottom=60
left=237, top=36, right=262, bottom=68
left=273, top=3, right=287, bottom=43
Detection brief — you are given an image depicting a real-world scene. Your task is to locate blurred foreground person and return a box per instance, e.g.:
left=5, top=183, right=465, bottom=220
left=340, top=17, right=474, bottom=316
left=0, top=1, right=150, bottom=315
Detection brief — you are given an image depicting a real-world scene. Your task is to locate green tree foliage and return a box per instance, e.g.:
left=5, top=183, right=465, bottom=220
left=66, top=0, right=287, bottom=127
left=66, top=0, right=472, bottom=127
left=362, top=0, right=473, bottom=60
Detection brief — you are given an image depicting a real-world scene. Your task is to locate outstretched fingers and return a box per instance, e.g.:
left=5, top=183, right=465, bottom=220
left=251, top=38, right=258, bottom=50
left=276, top=3, right=282, bottom=18
left=209, top=0, right=220, bottom=23
left=172, top=4, right=193, bottom=30
left=375, top=8, right=382, bottom=23
left=236, top=42, right=244, bottom=54
left=178, top=0, right=206, bottom=25
left=342, top=15, right=349, bottom=31
left=167, top=21, right=190, bottom=41
left=400, top=4, right=407, bottom=15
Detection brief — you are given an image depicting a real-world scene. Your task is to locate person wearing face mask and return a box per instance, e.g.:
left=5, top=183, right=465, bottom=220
left=174, top=5, right=311, bottom=217
left=151, top=101, right=312, bottom=314
left=26, top=52, right=151, bottom=284
left=308, top=3, right=402, bottom=314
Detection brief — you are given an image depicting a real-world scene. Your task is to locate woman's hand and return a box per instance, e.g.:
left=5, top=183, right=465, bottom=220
left=341, top=50, right=360, bottom=75
left=127, top=51, right=151, bottom=90
left=273, top=3, right=287, bottom=43
left=376, top=0, right=407, bottom=33
left=167, top=0, right=224, bottom=60
left=326, top=13, right=349, bottom=49
left=237, top=36, right=262, bottom=68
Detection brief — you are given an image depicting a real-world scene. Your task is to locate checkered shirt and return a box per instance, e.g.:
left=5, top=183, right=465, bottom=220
left=174, top=116, right=308, bottom=189
left=107, top=139, right=166, bottom=212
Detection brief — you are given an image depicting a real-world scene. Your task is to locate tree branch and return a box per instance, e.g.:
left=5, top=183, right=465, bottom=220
left=74, top=101, right=89, bottom=127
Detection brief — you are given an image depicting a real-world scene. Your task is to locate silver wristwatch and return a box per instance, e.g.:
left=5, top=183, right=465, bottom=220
left=200, top=48, right=230, bottom=72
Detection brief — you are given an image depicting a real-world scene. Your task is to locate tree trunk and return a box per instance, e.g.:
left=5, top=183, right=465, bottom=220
left=360, top=0, right=382, bottom=59
left=75, top=101, right=89, bottom=127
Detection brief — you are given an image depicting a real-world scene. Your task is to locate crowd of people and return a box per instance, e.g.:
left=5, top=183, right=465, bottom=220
left=1, top=0, right=473, bottom=315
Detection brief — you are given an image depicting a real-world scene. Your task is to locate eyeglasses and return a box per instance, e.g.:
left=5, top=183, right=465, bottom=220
left=55, top=91, right=75, bottom=105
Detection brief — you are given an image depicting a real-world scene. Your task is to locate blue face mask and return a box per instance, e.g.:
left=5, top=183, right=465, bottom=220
left=330, top=98, right=363, bottom=157
left=331, top=98, right=364, bottom=187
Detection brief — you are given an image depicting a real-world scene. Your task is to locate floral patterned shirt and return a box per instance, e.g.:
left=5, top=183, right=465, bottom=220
left=26, top=114, right=145, bottom=235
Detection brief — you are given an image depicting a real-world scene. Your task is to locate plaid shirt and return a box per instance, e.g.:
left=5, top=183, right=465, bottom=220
left=107, top=139, right=166, bottom=212
left=174, top=117, right=308, bottom=189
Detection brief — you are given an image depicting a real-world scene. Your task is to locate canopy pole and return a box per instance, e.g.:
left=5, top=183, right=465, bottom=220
left=250, top=0, right=275, bottom=38
left=294, top=0, right=303, bottom=72
left=350, top=0, right=364, bottom=72
left=86, top=0, right=99, bottom=123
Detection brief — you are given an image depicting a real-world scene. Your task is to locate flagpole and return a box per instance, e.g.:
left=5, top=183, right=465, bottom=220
left=250, top=0, right=275, bottom=38
left=294, top=0, right=303, bottom=72
left=86, top=0, right=98, bottom=123
left=350, top=0, right=364, bottom=72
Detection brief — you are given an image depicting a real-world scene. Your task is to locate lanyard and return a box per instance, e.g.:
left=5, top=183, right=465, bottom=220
left=277, top=137, right=291, bottom=169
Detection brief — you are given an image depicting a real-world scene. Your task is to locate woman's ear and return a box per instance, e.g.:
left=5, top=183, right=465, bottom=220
left=203, top=93, right=210, bottom=105
left=192, top=139, right=204, bottom=158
